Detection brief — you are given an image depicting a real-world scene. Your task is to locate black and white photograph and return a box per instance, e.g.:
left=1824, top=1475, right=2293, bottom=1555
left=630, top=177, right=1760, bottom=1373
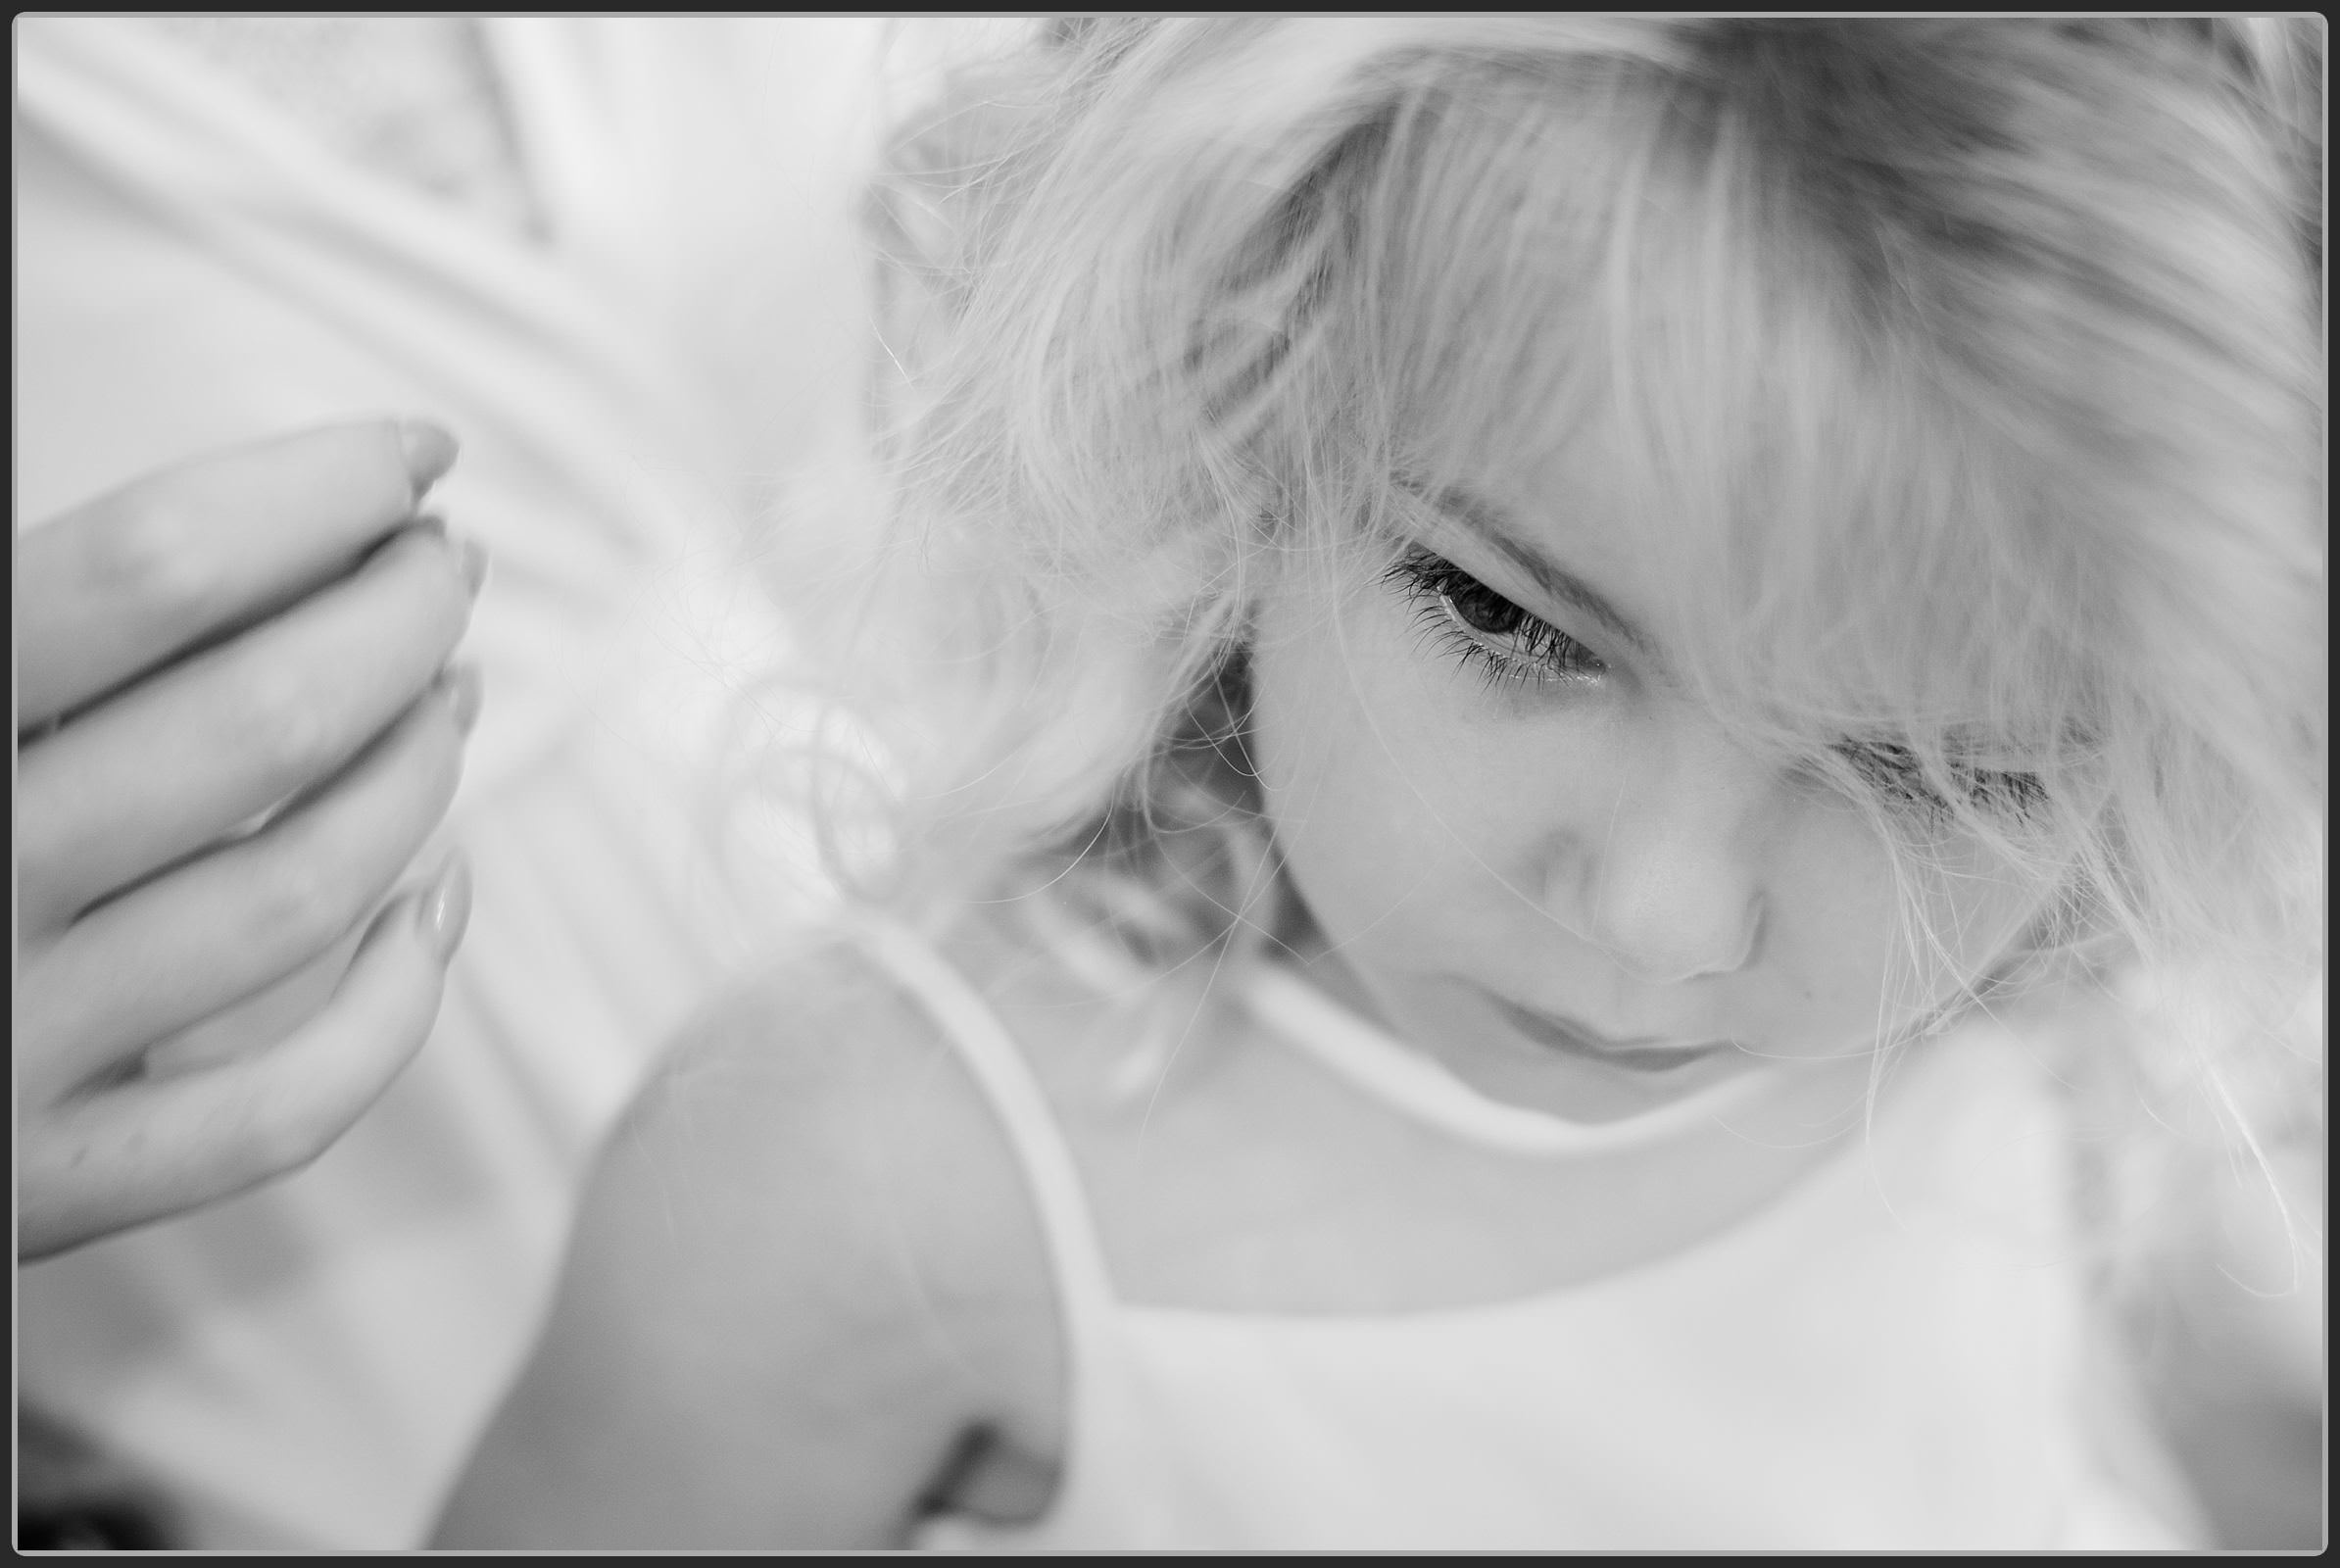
left=14, top=15, right=2326, bottom=1552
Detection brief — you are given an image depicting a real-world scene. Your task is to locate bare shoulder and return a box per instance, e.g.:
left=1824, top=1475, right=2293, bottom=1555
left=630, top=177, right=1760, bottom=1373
left=621, top=933, right=1005, bottom=1229
left=614, top=934, right=1070, bottom=1379
left=435, top=935, right=1063, bottom=1548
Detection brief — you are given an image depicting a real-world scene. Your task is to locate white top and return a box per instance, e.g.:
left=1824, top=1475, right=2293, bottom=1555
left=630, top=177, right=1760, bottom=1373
left=849, top=922, right=2193, bottom=1552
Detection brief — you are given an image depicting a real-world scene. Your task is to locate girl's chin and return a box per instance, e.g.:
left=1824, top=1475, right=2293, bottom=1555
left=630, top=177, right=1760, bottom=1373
left=1286, top=943, right=1770, bottom=1124
left=1412, top=1006, right=1769, bottom=1124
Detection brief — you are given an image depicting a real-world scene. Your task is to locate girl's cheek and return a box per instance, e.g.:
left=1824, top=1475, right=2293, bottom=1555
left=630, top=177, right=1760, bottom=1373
left=1249, top=588, right=1553, bottom=937
left=1758, top=812, right=1913, bottom=1014
left=1762, top=804, right=2045, bottom=1032
left=1250, top=623, right=1431, bottom=923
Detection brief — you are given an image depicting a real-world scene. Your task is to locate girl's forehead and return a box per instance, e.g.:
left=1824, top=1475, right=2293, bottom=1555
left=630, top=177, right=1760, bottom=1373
left=1399, top=421, right=1668, bottom=624
left=1311, top=53, right=2127, bottom=753
left=1385, top=395, right=1703, bottom=599
left=1376, top=330, right=2065, bottom=750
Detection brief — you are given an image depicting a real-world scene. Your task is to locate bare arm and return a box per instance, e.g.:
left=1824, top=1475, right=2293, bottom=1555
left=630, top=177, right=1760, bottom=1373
left=432, top=949, right=1059, bottom=1548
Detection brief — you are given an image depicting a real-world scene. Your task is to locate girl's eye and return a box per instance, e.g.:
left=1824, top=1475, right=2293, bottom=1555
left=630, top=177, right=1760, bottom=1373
left=1833, top=740, right=2047, bottom=820
left=1384, top=550, right=1606, bottom=687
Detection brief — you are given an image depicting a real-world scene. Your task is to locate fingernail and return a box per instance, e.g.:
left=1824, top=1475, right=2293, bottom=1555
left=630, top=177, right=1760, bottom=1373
left=450, top=535, right=490, bottom=600
left=416, top=852, right=473, bottom=965
left=441, top=662, right=484, bottom=734
left=397, top=419, right=460, bottom=501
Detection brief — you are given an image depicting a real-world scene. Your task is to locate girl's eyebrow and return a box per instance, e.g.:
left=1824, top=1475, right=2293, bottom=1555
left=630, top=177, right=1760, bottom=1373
left=1396, top=476, right=1664, bottom=664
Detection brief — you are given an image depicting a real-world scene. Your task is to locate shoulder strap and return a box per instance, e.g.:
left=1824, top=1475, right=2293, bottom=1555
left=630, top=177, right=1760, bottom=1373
left=849, top=914, right=1124, bottom=1323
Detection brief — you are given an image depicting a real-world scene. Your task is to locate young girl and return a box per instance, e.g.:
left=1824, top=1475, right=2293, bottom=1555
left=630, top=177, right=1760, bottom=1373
left=436, top=18, right=2323, bottom=1550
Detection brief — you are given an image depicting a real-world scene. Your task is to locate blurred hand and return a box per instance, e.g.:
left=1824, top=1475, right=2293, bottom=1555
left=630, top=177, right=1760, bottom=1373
left=16, top=420, right=486, bottom=1260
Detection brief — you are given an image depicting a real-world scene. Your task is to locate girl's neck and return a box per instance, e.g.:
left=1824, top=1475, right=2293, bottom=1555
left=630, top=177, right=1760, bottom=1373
left=956, top=896, right=1909, bottom=1314
left=1260, top=898, right=1904, bottom=1146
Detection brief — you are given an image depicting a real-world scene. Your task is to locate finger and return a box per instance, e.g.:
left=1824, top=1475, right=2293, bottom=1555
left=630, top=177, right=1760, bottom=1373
left=138, top=914, right=371, bottom=1081
left=16, top=523, right=484, bottom=929
left=20, top=677, right=469, bottom=1096
left=16, top=417, right=459, bottom=726
left=16, top=864, right=470, bottom=1263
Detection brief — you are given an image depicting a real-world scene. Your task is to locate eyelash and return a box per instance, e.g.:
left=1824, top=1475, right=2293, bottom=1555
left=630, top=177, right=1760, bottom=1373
left=1383, top=550, right=1606, bottom=688
left=1384, top=549, right=2047, bottom=819
left=1832, top=740, right=2048, bottom=821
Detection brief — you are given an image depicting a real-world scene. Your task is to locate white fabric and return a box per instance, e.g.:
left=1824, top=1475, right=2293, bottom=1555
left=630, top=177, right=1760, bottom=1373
left=136, top=17, right=541, bottom=239
left=14, top=17, right=887, bottom=1548
left=857, top=933, right=2192, bottom=1552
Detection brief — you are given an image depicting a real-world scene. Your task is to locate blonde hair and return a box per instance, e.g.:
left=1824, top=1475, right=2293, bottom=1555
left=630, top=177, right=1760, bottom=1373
left=751, top=18, right=2322, bottom=1258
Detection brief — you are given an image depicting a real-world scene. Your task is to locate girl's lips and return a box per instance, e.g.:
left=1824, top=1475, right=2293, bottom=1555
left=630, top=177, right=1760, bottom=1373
left=1483, top=995, right=1734, bottom=1072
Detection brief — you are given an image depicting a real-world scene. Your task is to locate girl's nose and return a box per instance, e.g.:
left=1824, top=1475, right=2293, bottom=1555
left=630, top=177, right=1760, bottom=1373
left=1542, top=736, right=1767, bottom=985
